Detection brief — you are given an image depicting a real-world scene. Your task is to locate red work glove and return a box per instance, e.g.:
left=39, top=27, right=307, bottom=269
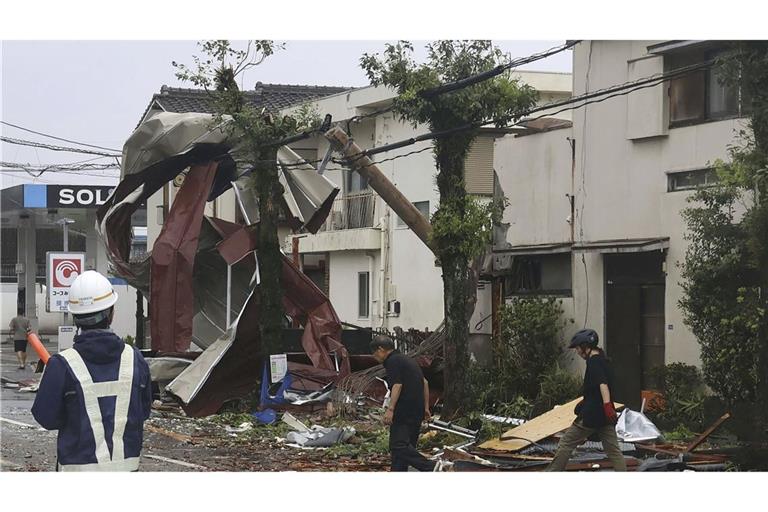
left=603, top=402, right=618, bottom=424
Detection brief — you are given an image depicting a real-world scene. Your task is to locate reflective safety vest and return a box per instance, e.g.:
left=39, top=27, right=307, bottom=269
left=57, top=344, right=139, bottom=471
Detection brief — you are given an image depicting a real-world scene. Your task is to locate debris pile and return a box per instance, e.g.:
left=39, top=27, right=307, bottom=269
left=417, top=399, right=737, bottom=472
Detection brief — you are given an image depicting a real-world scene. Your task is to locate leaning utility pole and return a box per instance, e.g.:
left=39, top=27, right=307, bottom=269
left=325, top=127, right=433, bottom=250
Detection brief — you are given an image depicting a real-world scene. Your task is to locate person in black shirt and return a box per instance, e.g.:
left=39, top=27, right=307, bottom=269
left=546, top=328, right=627, bottom=471
left=371, top=334, right=436, bottom=472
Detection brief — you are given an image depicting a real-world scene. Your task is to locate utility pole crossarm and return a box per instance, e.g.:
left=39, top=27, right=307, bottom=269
left=324, top=127, right=433, bottom=251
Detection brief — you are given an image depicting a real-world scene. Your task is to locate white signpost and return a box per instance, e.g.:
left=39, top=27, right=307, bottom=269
left=269, top=354, right=288, bottom=384
left=46, top=252, right=85, bottom=313
left=58, top=325, right=77, bottom=352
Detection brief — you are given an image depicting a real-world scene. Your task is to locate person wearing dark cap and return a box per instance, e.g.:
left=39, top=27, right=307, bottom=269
left=370, top=334, right=436, bottom=472
left=546, top=328, right=626, bottom=471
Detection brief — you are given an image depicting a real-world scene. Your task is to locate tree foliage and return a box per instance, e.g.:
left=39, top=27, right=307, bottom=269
left=360, top=41, right=538, bottom=414
left=680, top=42, right=768, bottom=411
left=679, top=173, right=762, bottom=405
left=467, top=297, right=576, bottom=415
left=494, top=297, right=571, bottom=400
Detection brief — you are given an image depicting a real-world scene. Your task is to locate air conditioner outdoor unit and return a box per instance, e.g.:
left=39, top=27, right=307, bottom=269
left=387, top=300, right=401, bottom=316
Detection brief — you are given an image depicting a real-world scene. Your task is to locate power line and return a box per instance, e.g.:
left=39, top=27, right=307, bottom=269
left=419, top=41, right=580, bottom=99
left=0, top=120, right=122, bottom=153
left=1, top=162, right=120, bottom=171
left=335, top=59, right=716, bottom=163
left=234, top=61, right=712, bottom=176
left=1, top=136, right=122, bottom=158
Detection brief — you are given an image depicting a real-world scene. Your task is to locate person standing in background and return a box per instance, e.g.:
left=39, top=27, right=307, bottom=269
left=9, top=307, right=31, bottom=369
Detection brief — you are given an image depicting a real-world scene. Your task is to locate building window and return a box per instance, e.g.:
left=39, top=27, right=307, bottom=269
left=667, top=168, right=719, bottom=192
left=504, top=253, right=572, bottom=297
left=346, top=170, right=369, bottom=193
left=358, top=271, right=370, bottom=318
left=667, top=48, right=750, bottom=127
left=464, top=136, right=495, bottom=195
left=396, top=201, right=430, bottom=227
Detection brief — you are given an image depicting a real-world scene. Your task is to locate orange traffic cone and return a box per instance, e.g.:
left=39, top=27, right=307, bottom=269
left=26, top=332, right=50, bottom=365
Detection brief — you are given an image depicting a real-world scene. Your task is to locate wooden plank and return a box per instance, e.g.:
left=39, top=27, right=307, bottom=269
left=479, top=399, right=623, bottom=452
left=684, top=413, right=731, bottom=453
left=479, top=398, right=581, bottom=452
left=145, top=424, right=193, bottom=443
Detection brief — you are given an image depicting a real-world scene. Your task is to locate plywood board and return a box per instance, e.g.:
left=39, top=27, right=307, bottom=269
left=479, top=398, right=581, bottom=452
left=479, top=399, right=624, bottom=453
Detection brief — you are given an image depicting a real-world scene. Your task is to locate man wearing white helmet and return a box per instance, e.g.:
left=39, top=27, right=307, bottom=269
left=32, top=270, right=152, bottom=471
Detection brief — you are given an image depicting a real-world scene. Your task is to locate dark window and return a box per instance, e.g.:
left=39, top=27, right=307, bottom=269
left=504, top=253, right=572, bottom=297
left=667, top=48, right=750, bottom=127
left=301, top=253, right=328, bottom=295
left=396, top=201, right=430, bottom=227
left=667, top=168, right=719, bottom=192
left=358, top=271, right=370, bottom=318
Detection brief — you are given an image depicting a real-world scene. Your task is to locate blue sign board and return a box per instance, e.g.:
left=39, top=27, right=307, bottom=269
left=23, top=184, right=47, bottom=208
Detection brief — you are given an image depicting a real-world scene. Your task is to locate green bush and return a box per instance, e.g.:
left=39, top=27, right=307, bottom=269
left=493, top=297, right=571, bottom=400
left=534, top=364, right=583, bottom=415
left=465, top=297, right=574, bottom=416
left=648, top=362, right=706, bottom=431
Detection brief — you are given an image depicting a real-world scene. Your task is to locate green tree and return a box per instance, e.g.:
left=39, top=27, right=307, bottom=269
left=679, top=179, right=761, bottom=406
left=360, top=41, right=538, bottom=414
left=680, top=42, right=768, bottom=428
left=173, top=40, right=317, bottom=357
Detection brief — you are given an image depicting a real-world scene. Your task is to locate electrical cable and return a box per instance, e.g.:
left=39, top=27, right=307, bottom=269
left=0, top=136, right=121, bottom=158
left=580, top=41, right=593, bottom=329
left=419, top=41, right=580, bottom=99
left=338, top=59, right=716, bottom=163
left=0, top=121, right=122, bottom=152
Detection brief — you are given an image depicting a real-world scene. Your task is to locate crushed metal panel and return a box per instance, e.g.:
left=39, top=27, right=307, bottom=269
left=165, top=253, right=349, bottom=417
left=147, top=357, right=194, bottom=382
left=121, top=112, right=232, bottom=178
left=166, top=288, right=260, bottom=416
left=150, top=162, right=218, bottom=353
left=277, top=146, right=339, bottom=234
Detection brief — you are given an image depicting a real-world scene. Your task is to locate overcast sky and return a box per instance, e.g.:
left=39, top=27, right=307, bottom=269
left=0, top=40, right=571, bottom=190
left=0, top=41, right=571, bottom=188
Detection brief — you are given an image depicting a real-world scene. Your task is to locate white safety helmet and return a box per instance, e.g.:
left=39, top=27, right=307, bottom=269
left=67, top=270, right=119, bottom=316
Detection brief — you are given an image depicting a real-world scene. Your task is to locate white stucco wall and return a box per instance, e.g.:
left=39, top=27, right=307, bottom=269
left=490, top=41, right=750, bottom=370
left=327, top=250, right=379, bottom=328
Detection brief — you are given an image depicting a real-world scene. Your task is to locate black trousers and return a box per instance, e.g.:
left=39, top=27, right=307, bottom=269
left=389, top=420, right=435, bottom=472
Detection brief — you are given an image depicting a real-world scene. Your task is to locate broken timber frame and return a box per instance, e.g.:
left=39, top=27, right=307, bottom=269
left=324, top=127, right=433, bottom=250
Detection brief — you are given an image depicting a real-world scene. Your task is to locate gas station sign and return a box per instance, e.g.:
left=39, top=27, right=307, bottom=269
left=46, top=252, right=85, bottom=312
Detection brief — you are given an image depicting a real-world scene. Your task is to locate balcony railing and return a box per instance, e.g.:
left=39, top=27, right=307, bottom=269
left=319, top=192, right=376, bottom=232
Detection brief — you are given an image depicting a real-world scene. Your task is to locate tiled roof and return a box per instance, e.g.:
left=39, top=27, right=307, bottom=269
left=139, top=82, right=352, bottom=125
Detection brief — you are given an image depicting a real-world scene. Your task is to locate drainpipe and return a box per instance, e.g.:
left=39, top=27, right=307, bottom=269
left=379, top=212, right=390, bottom=328
left=366, top=252, right=376, bottom=327
left=567, top=137, right=576, bottom=244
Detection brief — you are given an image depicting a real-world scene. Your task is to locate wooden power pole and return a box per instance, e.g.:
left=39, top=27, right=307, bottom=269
left=324, top=127, right=433, bottom=251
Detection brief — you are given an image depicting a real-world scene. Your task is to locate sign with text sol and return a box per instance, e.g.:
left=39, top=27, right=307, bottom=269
left=46, top=252, right=85, bottom=312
